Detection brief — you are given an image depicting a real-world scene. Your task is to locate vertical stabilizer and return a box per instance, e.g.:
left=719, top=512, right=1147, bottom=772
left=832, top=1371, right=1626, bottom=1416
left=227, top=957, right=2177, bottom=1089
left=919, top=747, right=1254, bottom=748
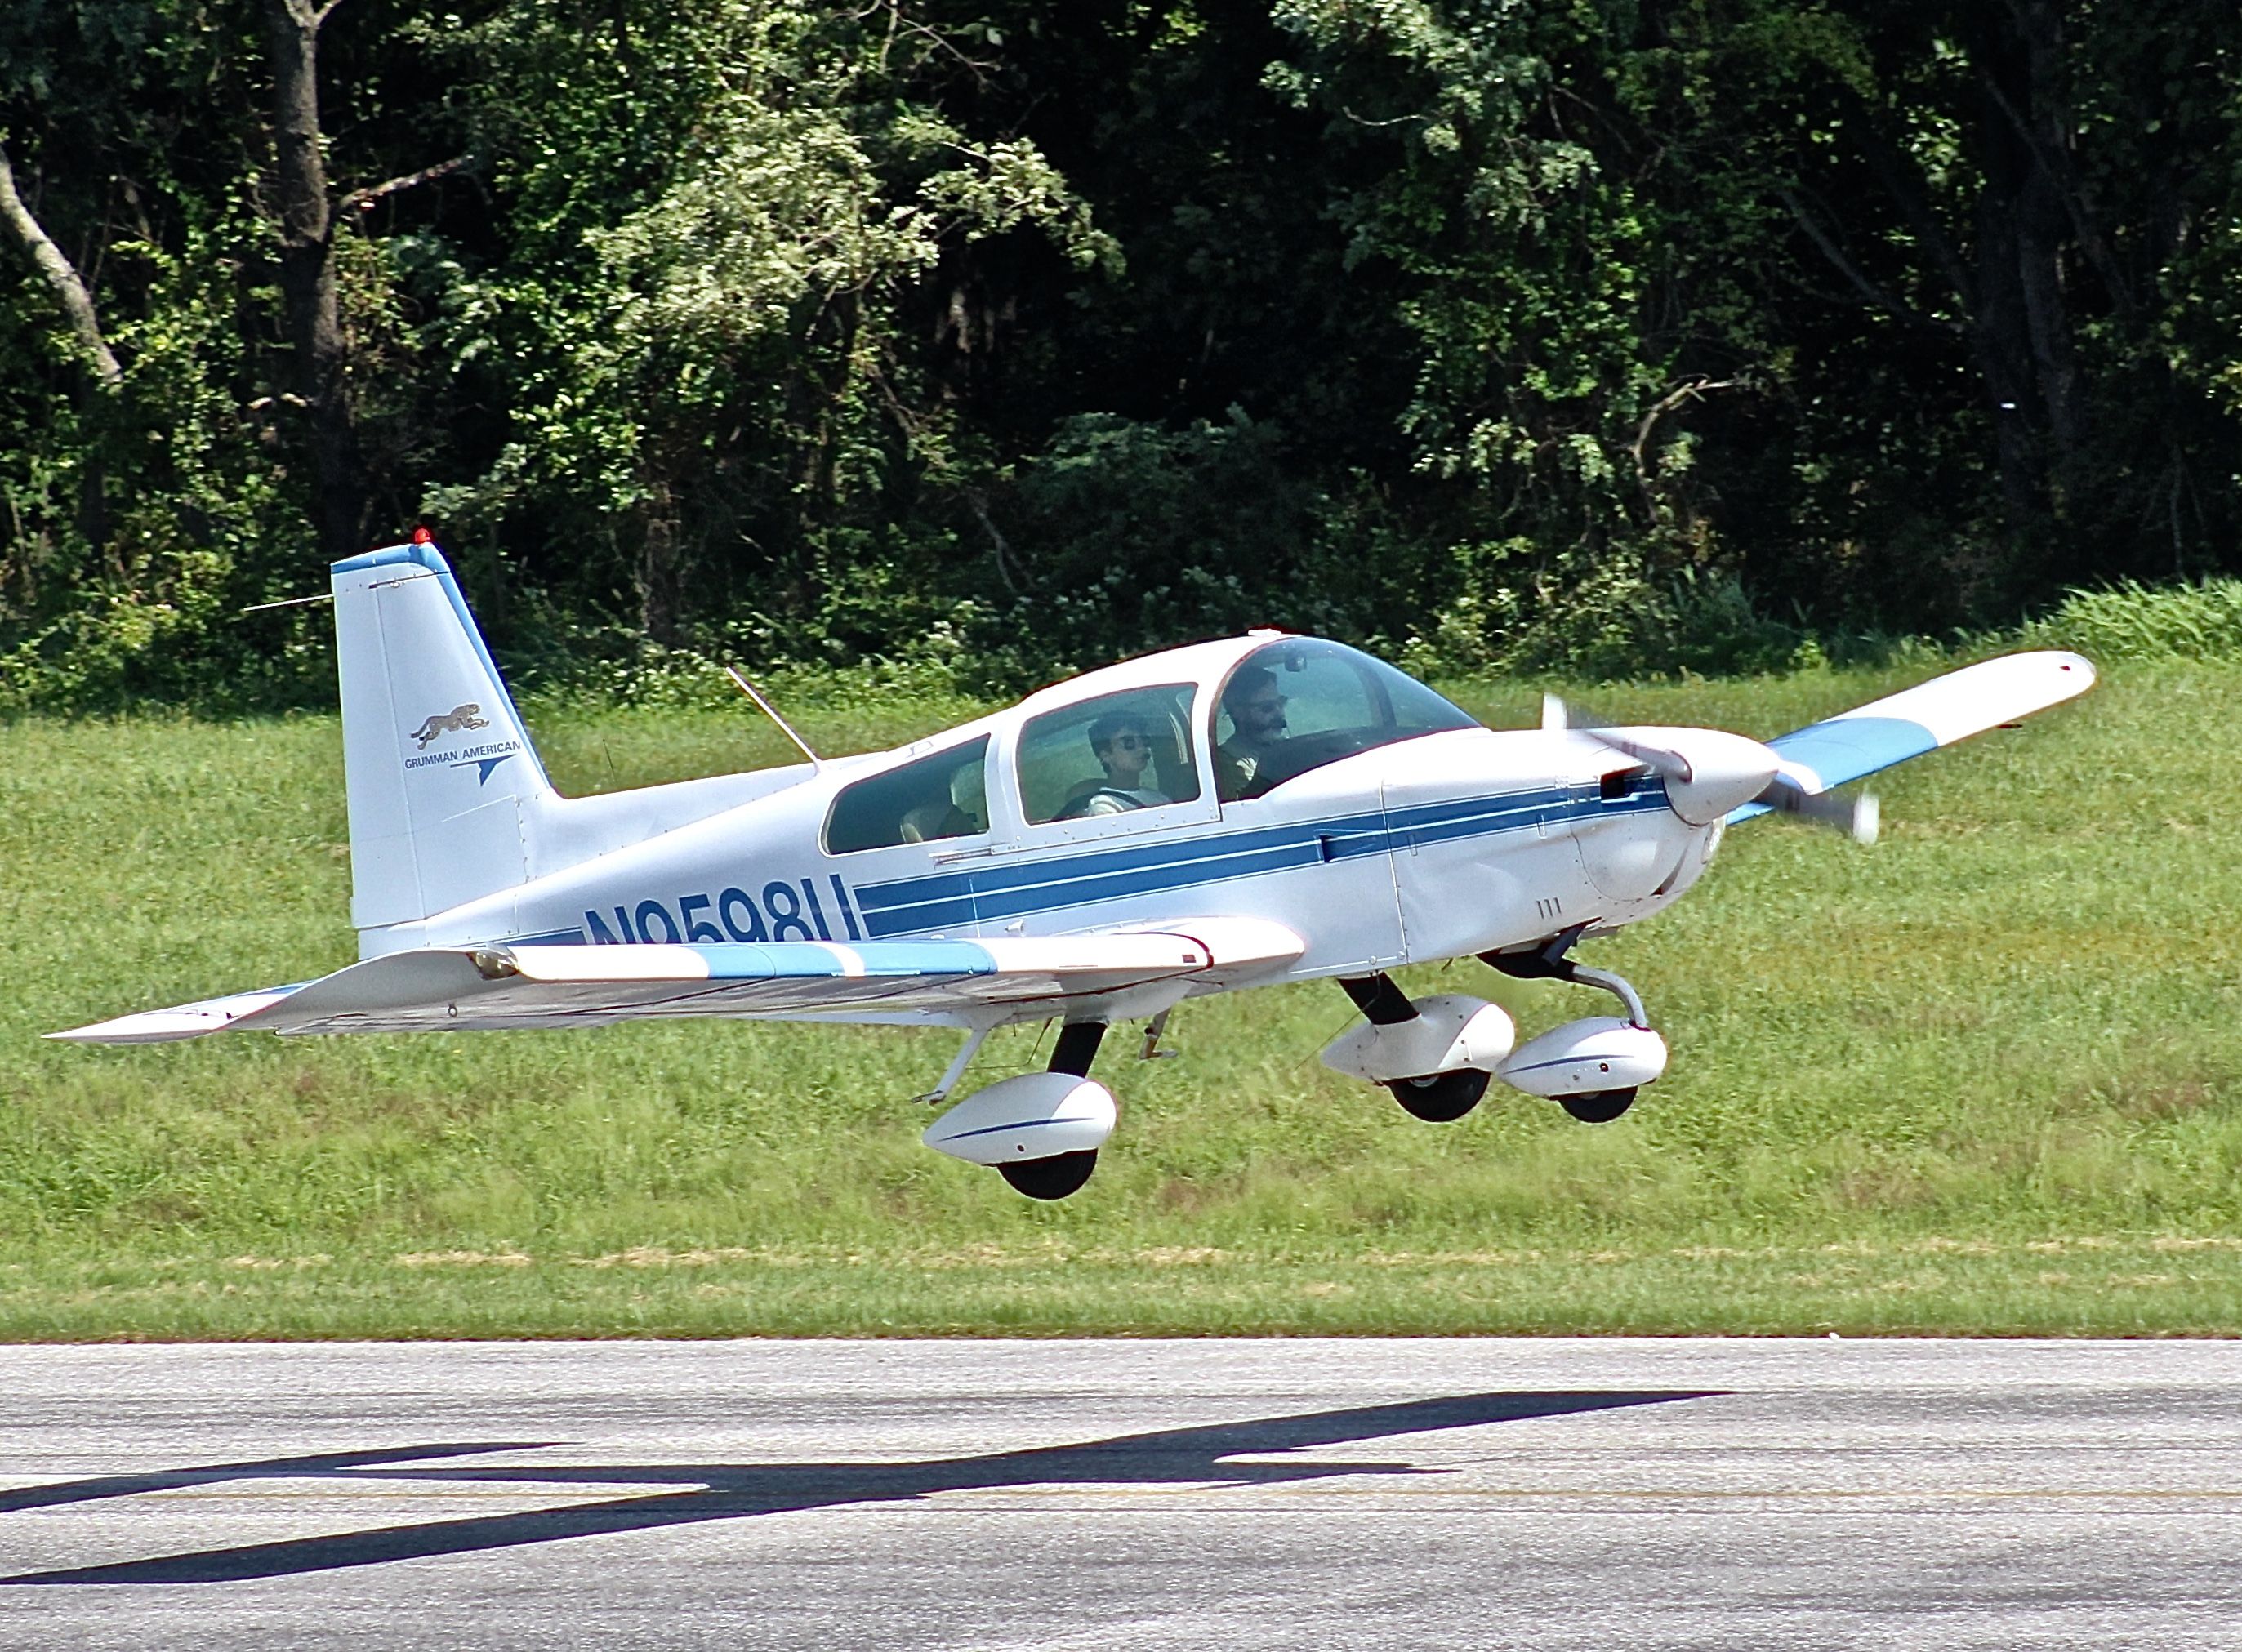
left=333, top=541, right=555, bottom=942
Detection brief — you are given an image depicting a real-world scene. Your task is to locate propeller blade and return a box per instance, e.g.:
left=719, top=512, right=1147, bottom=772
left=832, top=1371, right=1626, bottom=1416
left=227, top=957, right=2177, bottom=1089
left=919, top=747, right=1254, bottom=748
left=1756, top=778, right=1879, bottom=845
left=1541, top=694, right=1695, bottom=783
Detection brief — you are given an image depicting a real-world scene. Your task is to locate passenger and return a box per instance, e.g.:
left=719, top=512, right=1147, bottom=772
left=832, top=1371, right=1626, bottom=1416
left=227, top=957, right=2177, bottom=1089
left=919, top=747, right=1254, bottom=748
left=1216, top=666, right=1289, bottom=799
left=898, top=764, right=978, bottom=843
left=1058, top=714, right=1172, bottom=817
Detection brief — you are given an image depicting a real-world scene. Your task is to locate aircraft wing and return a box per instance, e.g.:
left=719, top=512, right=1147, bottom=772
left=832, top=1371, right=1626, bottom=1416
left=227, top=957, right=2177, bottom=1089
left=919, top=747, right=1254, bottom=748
left=1730, top=649, right=2095, bottom=821
left=48, top=919, right=1307, bottom=1044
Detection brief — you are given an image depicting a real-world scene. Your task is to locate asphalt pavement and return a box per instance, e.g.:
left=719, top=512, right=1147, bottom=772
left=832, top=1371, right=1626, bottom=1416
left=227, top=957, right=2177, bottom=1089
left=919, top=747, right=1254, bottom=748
left=1, top=1338, right=2236, bottom=1649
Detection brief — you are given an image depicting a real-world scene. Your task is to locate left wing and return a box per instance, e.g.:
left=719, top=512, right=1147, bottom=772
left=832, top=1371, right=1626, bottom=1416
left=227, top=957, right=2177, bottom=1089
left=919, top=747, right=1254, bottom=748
left=1731, top=648, right=2095, bottom=821
left=48, top=920, right=1306, bottom=1044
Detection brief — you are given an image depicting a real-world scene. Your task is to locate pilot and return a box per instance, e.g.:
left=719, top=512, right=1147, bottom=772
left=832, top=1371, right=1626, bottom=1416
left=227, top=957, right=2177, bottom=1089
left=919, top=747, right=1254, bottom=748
left=1216, top=666, right=1288, bottom=799
left=1058, top=714, right=1172, bottom=817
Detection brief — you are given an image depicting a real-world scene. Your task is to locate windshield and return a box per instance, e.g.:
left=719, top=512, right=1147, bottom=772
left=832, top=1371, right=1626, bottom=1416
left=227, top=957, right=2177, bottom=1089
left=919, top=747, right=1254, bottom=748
left=1210, top=639, right=1479, bottom=800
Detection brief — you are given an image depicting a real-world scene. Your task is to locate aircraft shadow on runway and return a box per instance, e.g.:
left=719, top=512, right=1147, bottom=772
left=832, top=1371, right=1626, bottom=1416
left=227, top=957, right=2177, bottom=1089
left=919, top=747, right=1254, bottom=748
left=1, top=1388, right=1715, bottom=1586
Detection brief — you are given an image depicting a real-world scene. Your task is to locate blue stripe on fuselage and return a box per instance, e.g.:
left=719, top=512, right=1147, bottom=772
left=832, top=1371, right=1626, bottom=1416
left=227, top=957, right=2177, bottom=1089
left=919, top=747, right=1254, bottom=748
left=853, top=781, right=1669, bottom=938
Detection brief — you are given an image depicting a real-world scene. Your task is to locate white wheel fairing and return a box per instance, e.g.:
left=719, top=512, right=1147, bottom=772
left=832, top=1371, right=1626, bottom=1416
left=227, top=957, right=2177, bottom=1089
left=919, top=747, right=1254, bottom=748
left=923, top=1074, right=1117, bottom=1166
left=1321, top=995, right=1517, bottom=1084
left=1497, top=1017, right=1668, bottom=1099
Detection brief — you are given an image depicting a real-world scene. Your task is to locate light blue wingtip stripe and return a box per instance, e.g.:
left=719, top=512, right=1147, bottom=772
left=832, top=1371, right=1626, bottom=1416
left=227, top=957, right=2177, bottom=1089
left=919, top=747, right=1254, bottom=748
left=1769, top=715, right=1940, bottom=786
left=681, top=942, right=997, bottom=981
left=848, top=942, right=1001, bottom=976
left=1730, top=715, right=1939, bottom=824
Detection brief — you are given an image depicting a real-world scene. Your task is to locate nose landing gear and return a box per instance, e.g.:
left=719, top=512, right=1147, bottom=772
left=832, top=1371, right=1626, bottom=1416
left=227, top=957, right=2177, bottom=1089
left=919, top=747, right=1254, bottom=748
left=1482, top=925, right=1665, bottom=1124
left=1482, top=923, right=1649, bottom=1028
left=1558, top=1087, right=1639, bottom=1124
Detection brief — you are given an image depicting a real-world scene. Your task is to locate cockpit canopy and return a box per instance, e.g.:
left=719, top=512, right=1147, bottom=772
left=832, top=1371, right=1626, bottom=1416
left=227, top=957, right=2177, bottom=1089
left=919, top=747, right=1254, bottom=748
left=820, top=634, right=1482, bottom=853
left=1208, top=638, right=1478, bottom=799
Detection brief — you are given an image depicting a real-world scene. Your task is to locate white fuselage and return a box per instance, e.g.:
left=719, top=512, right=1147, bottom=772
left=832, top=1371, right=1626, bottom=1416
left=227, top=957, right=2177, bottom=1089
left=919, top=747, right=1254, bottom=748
left=386, top=724, right=1718, bottom=1004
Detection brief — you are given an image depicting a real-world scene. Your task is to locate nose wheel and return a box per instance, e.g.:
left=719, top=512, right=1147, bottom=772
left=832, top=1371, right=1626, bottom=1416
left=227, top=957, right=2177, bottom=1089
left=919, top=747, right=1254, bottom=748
left=1558, top=1087, right=1638, bottom=1123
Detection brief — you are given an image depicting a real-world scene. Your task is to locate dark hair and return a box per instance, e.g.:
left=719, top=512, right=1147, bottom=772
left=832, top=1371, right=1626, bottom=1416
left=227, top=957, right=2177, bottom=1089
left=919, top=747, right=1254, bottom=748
left=1088, top=713, right=1151, bottom=753
left=1224, top=665, right=1277, bottom=710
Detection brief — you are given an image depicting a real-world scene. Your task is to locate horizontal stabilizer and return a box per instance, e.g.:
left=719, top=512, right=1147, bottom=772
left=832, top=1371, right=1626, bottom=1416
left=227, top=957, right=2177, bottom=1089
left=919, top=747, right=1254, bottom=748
left=45, top=985, right=310, bottom=1045
left=50, top=919, right=1304, bottom=1042
left=1730, top=650, right=2094, bottom=822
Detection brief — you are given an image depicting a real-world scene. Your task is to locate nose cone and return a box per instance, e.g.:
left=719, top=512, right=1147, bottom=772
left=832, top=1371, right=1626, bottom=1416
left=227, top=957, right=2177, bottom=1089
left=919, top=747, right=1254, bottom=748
left=1649, top=728, right=1781, bottom=825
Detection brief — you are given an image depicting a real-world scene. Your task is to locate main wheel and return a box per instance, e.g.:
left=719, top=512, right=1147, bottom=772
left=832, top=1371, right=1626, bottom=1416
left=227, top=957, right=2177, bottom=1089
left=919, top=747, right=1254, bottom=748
left=1558, top=1087, right=1638, bottom=1124
left=1386, top=1068, right=1491, bottom=1123
left=998, top=1150, right=1099, bottom=1200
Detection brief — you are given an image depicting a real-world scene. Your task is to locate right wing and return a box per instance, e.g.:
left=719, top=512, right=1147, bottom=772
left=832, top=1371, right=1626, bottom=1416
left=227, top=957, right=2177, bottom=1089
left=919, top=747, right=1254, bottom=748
left=49, top=919, right=1305, bottom=1044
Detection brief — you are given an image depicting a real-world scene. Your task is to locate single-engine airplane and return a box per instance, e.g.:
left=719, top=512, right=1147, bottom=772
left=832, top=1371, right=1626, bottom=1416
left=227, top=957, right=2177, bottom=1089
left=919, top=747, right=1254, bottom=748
left=55, top=537, right=2097, bottom=1199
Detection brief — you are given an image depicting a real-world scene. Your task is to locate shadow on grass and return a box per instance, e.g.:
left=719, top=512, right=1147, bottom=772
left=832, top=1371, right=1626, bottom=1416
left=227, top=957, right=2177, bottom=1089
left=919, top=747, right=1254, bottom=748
left=2, top=1388, right=1714, bottom=1584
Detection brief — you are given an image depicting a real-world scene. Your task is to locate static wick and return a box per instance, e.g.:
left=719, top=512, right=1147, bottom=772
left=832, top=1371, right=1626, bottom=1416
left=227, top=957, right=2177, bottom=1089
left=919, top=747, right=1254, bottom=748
left=724, top=666, right=822, bottom=771
left=239, top=592, right=337, bottom=613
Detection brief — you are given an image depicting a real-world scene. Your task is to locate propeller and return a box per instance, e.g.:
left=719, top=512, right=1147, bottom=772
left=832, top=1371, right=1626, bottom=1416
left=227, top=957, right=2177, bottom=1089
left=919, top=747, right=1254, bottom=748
left=1544, top=693, right=1875, bottom=843
left=1754, top=774, right=1879, bottom=845
left=1540, top=693, right=1697, bottom=782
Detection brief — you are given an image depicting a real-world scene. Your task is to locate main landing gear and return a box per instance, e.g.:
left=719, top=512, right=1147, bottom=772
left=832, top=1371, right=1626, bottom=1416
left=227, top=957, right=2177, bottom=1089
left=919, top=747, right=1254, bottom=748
left=919, top=1020, right=1117, bottom=1201
left=1336, top=976, right=1493, bottom=1122
left=1325, top=927, right=1669, bottom=1125
left=999, top=1022, right=1105, bottom=1201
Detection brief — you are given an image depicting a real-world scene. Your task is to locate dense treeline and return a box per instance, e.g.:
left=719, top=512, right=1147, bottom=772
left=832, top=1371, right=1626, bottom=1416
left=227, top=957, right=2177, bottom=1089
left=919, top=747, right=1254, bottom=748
left=2, top=0, right=2238, bottom=708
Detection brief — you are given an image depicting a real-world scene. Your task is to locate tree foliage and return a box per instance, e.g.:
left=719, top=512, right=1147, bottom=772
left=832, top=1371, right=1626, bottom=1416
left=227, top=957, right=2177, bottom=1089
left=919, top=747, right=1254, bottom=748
left=2, top=0, right=2239, bottom=709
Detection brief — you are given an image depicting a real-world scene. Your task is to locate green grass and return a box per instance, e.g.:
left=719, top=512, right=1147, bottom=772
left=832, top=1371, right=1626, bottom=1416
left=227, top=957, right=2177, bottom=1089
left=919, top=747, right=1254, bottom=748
left=5, top=656, right=2241, bottom=1338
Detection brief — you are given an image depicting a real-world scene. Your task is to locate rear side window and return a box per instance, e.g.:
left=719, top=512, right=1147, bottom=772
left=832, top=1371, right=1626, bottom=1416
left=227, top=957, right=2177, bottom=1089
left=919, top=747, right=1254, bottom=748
left=824, top=737, right=991, bottom=853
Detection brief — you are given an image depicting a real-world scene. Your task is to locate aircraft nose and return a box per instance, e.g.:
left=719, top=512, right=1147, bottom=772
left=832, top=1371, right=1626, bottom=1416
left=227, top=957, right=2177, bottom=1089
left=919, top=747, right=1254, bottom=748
left=1656, top=729, right=1781, bottom=825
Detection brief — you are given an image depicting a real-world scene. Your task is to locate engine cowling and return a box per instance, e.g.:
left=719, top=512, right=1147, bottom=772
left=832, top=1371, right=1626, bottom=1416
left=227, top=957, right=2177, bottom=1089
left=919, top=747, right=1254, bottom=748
left=923, top=1073, right=1117, bottom=1167
left=1321, top=995, right=1517, bottom=1084
left=1496, top=1016, right=1668, bottom=1098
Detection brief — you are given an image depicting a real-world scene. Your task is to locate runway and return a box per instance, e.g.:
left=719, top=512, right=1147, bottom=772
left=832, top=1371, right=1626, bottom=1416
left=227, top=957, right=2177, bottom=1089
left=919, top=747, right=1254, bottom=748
left=1, top=1338, right=2236, bottom=1649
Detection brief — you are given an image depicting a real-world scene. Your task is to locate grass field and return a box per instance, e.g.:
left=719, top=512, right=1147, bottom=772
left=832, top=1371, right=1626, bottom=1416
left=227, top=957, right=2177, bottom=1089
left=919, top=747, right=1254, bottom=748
left=5, top=652, right=2241, bottom=1339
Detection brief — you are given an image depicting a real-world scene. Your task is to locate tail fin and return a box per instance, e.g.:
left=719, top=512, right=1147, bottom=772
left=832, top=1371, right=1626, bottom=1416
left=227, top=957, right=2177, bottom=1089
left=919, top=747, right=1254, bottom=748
left=332, top=541, right=556, bottom=940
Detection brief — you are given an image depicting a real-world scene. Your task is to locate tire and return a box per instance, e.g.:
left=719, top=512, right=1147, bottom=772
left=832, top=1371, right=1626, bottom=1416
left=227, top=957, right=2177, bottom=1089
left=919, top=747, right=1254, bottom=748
left=997, top=1150, right=1099, bottom=1200
left=1558, top=1087, right=1638, bottom=1124
left=1386, top=1067, right=1491, bottom=1123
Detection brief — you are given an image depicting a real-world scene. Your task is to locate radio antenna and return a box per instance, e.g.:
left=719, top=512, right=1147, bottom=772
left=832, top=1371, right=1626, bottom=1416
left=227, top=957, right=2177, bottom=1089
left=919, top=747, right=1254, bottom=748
left=724, top=666, right=822, bottom=772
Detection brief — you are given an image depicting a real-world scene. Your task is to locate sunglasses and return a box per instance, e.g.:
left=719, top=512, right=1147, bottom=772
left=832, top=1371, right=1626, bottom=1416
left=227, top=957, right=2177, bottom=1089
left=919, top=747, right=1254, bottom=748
left=1105, top=734, right=1152, bottom=751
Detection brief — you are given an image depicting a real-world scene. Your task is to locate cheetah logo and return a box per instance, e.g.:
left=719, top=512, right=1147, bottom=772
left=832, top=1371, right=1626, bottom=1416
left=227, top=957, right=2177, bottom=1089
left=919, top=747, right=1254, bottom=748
left=409, top=704, right=488, bottom=749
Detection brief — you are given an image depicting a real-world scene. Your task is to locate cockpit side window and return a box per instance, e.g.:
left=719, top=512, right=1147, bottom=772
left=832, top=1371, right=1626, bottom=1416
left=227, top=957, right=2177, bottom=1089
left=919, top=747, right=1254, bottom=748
left=1210, top=640, right=1478, bottom=800
left=823, top=737, right=991, bottom=853
left=1016, top=685, right=1202, bottom=825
